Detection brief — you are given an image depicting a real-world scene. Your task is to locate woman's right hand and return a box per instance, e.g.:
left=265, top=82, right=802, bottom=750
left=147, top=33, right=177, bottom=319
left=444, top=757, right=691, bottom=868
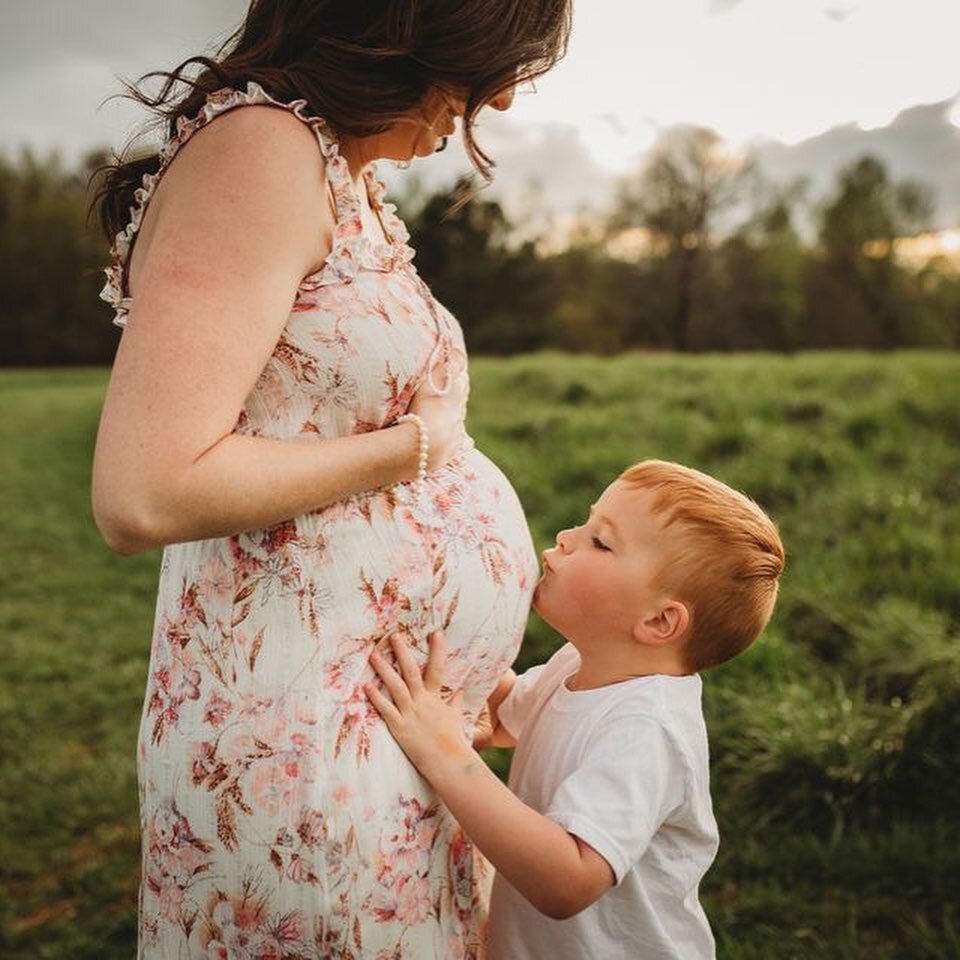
left=408, top=353, right=471, bottom=472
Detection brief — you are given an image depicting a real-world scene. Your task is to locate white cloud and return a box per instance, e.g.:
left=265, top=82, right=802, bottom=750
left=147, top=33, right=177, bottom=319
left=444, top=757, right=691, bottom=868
left=504, top=0, right=960, bottom=155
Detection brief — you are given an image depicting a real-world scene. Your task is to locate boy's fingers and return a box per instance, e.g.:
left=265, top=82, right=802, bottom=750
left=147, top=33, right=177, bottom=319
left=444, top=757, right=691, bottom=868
left=390, top=634, right=424, bottom=693
left=423, top=630, right=447, bottom=692
left=370, top=650, right=412, bottom=709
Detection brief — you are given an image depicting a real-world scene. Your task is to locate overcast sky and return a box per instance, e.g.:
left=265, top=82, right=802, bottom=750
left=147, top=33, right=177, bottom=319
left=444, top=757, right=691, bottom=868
left=3, top=0, right=959, bottom=226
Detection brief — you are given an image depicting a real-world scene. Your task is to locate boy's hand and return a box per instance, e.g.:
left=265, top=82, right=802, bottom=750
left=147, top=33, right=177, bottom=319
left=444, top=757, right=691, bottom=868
left=366, top=630, right=471, bottom=778
left=472, top=702, right=495, bottom=750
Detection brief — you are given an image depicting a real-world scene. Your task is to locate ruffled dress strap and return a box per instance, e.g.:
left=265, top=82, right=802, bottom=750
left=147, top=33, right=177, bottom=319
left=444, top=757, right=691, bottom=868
left=297, top=153, right=416, bottom=294
left=99, top=81, right=412, bottom=327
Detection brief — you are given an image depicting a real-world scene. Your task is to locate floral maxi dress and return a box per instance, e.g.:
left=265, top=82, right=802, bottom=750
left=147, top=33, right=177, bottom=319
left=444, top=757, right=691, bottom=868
left=101, top=83, right=537, bottom=960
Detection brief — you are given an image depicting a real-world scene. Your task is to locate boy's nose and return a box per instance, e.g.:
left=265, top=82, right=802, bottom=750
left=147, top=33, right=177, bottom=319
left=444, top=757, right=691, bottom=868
left=556, top=528, right=572, bottom=553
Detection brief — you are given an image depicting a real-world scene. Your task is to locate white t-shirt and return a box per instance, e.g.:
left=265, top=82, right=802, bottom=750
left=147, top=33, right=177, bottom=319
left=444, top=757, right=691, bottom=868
left=486, top=644, right=719, bottom=960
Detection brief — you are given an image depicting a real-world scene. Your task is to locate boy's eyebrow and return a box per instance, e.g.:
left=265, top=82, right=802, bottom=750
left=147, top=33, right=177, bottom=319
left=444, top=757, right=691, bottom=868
left=587, top=505, right=622, bottom=544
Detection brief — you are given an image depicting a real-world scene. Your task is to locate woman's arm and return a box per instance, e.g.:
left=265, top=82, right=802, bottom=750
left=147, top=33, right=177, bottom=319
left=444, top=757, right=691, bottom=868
left=366, top=633, right=615, bottom=919
left=92, top=106, right=463, bottom=554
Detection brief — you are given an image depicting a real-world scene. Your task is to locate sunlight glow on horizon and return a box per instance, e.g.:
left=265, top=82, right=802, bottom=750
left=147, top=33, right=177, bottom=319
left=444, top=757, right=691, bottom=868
left=938, top=229, right=960, bottom=254
left=895, top=229, right=960, bottom=268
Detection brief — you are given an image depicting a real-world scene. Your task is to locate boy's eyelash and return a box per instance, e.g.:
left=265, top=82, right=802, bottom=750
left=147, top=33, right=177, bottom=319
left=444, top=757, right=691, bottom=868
left=591, top=536, right=611, bottom=552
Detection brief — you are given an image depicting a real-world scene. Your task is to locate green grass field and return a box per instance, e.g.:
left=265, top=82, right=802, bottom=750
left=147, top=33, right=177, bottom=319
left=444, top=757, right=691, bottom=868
left=2, top=353, right=959, bottom=959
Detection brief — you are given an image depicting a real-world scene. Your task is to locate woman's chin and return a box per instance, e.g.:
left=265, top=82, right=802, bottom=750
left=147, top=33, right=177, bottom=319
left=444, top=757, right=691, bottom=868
left=414, top=142, right=443, bottom=159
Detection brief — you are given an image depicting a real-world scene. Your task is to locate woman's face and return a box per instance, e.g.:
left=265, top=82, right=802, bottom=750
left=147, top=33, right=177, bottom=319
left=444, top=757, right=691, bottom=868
left=365, top=85, right=517, bottom=165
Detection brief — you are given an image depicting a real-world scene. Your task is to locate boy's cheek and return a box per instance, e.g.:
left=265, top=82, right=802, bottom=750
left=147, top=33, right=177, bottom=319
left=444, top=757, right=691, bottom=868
left=560, top=569, right=607, bottom=611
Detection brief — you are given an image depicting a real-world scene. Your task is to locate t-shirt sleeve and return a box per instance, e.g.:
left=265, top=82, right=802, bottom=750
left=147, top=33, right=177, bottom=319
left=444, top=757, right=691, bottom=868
left=497, top=644, right=579, bottom=740
left=496, top=663, right=548, bottom=740
left=545, top=715, right=687, bottom=884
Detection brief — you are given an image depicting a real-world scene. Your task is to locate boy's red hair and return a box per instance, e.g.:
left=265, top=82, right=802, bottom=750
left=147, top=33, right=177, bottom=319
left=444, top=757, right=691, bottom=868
left=620, top=460, right=785, bottom=672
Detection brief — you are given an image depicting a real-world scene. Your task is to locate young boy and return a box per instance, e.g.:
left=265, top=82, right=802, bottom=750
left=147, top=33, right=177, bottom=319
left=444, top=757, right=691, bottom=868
left=366, top=459, right=784, bottom=960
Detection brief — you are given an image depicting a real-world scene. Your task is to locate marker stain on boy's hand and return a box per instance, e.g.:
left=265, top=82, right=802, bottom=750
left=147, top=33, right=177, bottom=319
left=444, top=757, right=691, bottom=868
left=434, top=732, right=463, bottom=756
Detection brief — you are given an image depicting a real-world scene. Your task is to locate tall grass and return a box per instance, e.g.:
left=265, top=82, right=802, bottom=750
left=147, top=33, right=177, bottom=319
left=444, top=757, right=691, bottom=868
left=2, top=353, right=958, bottom=958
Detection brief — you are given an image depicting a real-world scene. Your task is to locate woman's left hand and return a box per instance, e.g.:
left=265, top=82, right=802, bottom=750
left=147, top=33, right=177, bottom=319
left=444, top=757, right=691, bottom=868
left=366, top=631, right=471, bottom=778
left=408, top=352, right=472, bottom=471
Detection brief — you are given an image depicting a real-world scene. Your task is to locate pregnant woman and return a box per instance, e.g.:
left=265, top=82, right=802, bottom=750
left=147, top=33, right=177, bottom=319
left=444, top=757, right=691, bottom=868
left=91, top=2, right=571, bottom=957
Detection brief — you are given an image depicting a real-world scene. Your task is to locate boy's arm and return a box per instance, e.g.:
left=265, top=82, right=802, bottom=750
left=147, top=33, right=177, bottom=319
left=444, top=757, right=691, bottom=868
left=366, top=633, right=614, bottom=919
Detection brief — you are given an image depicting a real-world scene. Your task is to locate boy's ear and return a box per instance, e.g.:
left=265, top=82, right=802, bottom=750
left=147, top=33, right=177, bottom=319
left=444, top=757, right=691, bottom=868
left=633, top=600, right=689, bottom=647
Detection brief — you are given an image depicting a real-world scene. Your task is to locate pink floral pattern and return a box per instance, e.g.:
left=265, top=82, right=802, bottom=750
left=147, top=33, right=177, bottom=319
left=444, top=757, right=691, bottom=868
left=103, top=83, right=536, bottom=958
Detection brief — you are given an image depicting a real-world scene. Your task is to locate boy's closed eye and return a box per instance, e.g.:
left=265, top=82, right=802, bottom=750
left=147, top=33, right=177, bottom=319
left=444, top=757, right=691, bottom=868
left=585, top=505, right=619, bottom=553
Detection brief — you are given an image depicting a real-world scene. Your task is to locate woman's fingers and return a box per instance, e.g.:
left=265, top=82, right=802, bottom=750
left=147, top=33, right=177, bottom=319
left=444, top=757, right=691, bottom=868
left=456, top=370, right=470, bottom=418
left=423, top=349, right=468, bottom=401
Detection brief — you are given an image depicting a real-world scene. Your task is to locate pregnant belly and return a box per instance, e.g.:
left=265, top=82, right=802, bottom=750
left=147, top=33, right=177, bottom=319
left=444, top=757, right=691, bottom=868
left=299, top=445, right=536, bottom=704
left=147, top=449, right=536, bottom=763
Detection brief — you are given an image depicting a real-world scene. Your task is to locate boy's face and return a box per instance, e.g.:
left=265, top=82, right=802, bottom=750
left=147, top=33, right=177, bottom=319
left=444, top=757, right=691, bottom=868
left=533, top=480, right=673, bottom=647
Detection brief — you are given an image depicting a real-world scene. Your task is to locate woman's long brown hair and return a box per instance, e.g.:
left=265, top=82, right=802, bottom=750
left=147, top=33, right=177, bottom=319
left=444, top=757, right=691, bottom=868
left=95, top=0, right=572, bottom=243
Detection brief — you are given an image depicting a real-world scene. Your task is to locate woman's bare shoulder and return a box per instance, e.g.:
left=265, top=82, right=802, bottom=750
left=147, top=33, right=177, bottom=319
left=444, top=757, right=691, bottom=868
left=129, top=102, right=335, bottom=297
left=159, top=102, right=331, bottom=199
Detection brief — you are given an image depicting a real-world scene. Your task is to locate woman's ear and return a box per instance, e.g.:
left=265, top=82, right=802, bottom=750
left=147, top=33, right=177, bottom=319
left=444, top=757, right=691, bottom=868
left=633, top=600, right=690, bottom=647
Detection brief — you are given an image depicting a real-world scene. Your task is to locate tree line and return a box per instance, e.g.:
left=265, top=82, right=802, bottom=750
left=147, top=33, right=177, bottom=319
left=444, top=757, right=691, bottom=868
left=408, top=127, right=960, bottom=354
left=2, top=126, right=959, bottom=365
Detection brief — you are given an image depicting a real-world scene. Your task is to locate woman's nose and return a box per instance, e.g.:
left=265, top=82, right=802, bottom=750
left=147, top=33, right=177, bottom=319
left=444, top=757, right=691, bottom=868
left=488, top=85, right=516, bottom=112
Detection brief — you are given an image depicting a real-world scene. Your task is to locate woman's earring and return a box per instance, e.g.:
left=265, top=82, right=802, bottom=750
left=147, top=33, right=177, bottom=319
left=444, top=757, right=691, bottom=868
left=434, top=137, right=449, bottom=154
left=393, top=160, right=413, bottom=171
